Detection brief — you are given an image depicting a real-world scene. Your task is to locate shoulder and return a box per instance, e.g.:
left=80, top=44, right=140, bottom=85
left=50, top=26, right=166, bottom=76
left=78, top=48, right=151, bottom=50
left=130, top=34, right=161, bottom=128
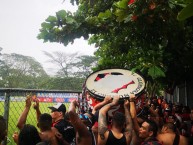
left=157, top=133, right=175, bottom=144
left=157, top=132, right=175, bottom=138
left=179, top=135, right=188, bottom=145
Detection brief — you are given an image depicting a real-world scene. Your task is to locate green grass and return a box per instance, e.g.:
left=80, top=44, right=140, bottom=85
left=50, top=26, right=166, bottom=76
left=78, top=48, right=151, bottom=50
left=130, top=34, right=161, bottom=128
left=0, top=102, right=70, bottom=145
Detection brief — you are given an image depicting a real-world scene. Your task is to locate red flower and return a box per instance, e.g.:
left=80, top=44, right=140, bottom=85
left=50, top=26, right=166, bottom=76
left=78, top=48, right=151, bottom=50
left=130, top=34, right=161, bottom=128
left=128, top=0, right=135, bottom=5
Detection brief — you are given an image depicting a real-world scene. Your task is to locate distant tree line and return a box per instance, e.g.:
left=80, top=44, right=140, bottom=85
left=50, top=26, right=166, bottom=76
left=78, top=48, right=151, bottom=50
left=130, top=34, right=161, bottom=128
left=0, top=50, right=98, bottom=91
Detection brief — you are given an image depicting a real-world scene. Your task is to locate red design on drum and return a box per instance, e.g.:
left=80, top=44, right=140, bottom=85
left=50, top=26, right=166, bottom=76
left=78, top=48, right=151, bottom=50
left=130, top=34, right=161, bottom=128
left=111, top=80, right=135, bottom=93
left=94, top=72, right=123, bottom=81
left=94, top=73, right=110, bottom=81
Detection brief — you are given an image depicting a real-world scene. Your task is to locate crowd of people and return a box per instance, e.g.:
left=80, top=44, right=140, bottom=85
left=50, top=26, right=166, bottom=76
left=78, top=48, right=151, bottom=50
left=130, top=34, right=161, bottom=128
left=0, top=93, right=193, bottom=145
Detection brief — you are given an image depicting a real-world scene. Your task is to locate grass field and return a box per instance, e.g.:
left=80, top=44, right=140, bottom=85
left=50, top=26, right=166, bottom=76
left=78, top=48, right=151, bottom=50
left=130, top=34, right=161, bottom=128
left=0, top=101, right=70, bottom=145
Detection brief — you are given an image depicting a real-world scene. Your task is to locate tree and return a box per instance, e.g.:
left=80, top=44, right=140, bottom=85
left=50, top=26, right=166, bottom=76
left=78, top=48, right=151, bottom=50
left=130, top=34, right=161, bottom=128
left=37, top=0, right=193, bottom=96
left=72, top=55, right=98, bottom=78
left=43, top=52, right=98, bottom=90
left=0, top=53, right=48, bottom=89
left=44, top=51, right=98, bottom=78
left=43, top=51, right=79, bottom=77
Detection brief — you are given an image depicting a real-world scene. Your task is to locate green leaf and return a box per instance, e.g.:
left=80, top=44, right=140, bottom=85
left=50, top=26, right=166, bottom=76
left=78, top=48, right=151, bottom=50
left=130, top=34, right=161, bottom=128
left=148, top=66, right=165, bottom=79
left=114, top=0, right=129, bottom=9
left=66, top=17, right=75, bottom=24
left=114, top=9, right=127, bottom=22
left=177, top=2, right=193, bottom=21
left=41, top=22, right=52, bottom=29
left=98, top=10, right=112, bottom=20
left=46, top=16, right=57, bottom=22
left=56, top=10, right=67, bottom=19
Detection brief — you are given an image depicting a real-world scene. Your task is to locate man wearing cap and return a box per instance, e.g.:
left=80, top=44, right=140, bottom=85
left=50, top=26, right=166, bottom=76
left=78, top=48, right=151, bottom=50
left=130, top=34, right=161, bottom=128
left=49, top=103, right=76, bottom=144
left=34, top=100, right=75, bottom=144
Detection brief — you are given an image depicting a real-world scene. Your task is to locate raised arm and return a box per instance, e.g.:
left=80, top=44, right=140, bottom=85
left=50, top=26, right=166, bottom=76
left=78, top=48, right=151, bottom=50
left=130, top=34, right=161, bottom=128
left=129, top=94, right=140, bottom=132
left=92, top=96, right=112, bottom=114
left=98, top=96, right=119, bottom=145
left=17, top=96, right=31, bottom=130
left=33, top=98, right=41, bottom=127
left=148, top=104, right=160, bottom=126
left=69, top=100, right=78, bottom=113
left=124, top=99, right=133, bottom=145
left=68, top=100, right=92, bottom=145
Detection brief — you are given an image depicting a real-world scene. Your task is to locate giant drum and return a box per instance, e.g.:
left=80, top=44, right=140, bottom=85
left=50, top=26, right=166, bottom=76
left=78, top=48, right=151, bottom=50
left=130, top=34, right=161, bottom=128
left=84, top=68, right=146, bottom=117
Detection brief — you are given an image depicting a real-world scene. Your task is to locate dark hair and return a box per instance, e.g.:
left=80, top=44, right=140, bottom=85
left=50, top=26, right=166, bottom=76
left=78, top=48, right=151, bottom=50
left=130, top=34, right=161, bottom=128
left=18, top=124, right=41, bottom=145
left=163, top=122, right=176, bottom=132
left=39, top=113, right=52, bottom=131
left=112, top=112, right=125, bottom=127
left=0, top=116, right=6, bottom=141
left=145, top=119, right=158, bottom=137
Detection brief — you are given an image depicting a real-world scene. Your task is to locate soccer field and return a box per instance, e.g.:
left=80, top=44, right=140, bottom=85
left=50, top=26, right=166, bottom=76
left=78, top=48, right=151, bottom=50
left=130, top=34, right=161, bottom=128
left=0, top=101, right=70, bottom=145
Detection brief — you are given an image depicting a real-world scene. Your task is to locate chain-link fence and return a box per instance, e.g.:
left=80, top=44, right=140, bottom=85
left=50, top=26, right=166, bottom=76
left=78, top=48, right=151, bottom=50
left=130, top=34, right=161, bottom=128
left=0, top=88, right=81, bottom=145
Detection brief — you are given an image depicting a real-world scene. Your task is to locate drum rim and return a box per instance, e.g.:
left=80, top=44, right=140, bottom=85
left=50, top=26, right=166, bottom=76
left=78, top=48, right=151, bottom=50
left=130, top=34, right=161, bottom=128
left=85, top=68, right=146, bottom=100
left=87, top=89, right=145, bottom=101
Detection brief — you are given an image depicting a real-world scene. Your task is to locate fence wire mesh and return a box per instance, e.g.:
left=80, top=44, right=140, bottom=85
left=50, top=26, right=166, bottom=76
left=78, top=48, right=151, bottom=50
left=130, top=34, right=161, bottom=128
left=0, top=88, right=81, bottom=145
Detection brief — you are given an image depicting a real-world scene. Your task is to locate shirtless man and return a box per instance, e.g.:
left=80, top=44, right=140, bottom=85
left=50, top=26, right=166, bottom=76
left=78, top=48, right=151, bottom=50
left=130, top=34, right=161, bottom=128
left=38, top=113, right=69, bottom=145
left=98, top=95, right=133, bottom=145
left=14, top=97, right=63, bottom=145
left=34, top=99, right=75, bottom=144
left=157, top=122, right=188, bottom=145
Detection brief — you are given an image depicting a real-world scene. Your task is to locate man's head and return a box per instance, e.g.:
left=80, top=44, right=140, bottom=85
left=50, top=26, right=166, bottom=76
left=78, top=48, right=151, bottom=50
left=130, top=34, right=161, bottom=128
left=38, top=113, right=52, bottom=131
left=167, top=115, right=176, bottom=123
left=173, top=104, right=181, bottom=113
left=161, top=122, right=176, bottom=133
left=139, top=120, right=158, bottom=139
left=48, top=103, right=66, bottom=122
left=0, top=115, right=6, bottom=142
left=112, top=112, right=125, bottom=129
left=19, top=124, right=41, bottom=145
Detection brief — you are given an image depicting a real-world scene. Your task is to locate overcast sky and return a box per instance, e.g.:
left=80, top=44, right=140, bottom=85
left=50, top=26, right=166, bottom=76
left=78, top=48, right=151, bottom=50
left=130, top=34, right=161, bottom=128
left=0, top=0, right=96, bottom=73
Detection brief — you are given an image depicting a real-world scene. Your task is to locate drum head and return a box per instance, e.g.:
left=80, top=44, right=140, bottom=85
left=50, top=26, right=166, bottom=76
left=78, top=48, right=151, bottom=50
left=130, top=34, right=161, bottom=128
left=85, top=68, right=145, bottom=100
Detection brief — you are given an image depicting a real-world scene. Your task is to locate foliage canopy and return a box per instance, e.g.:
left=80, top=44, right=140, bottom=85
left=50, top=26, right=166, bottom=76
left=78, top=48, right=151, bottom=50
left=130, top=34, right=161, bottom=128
left=37, top=0, right=193, bottom=95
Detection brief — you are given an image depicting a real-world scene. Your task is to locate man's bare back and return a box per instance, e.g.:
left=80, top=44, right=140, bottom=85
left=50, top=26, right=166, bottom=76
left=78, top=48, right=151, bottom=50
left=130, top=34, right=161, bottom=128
left=157, top=133, right=188, bottom=145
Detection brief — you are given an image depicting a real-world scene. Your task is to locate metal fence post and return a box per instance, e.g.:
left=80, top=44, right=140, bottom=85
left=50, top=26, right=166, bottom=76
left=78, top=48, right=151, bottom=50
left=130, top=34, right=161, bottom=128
left=3, top=90, right=10, bottom=145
